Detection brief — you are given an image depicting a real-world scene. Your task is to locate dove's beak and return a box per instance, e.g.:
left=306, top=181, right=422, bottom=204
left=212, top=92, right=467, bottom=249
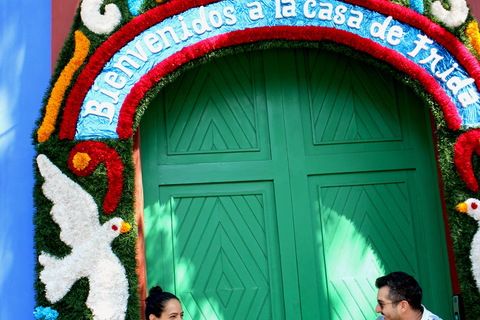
left=120, top=222, right=131, bottom=234
left=457, top=202, right=468, bottom=213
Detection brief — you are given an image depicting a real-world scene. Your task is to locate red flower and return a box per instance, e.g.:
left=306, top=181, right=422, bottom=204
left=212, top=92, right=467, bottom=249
left=68, top=141, right=124, bottom=214
left=454, top=129, right=480, bottom=192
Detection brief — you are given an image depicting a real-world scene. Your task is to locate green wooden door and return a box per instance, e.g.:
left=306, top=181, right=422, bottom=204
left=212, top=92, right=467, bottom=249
left=140, top=48, right=453, bottom=319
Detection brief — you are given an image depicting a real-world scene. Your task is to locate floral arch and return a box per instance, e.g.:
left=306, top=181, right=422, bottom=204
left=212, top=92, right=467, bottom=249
left=33, top=0, right=480, bottom=319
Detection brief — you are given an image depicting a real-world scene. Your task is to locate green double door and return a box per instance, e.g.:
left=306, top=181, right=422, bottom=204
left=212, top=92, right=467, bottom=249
left=140, top=48, right=453, bottom=319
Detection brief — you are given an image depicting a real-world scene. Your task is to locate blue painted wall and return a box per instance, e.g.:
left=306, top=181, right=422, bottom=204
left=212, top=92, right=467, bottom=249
left=0, top=0, right=51, bottom=319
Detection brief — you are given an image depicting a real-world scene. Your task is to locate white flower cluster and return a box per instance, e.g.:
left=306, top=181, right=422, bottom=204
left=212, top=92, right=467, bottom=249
left=457, top=198, right=480, bottom=292
left=81, top=0, right=122, bottom=34
left=36, top=154, right=129, bottom=320
left=431, top=0, right=469, bottom=28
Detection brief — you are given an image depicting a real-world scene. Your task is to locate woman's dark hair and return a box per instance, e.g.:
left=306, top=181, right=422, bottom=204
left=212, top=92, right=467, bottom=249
left=145, top=286, right=179, bottom=318
left=375, top=271, right=423, bottom=312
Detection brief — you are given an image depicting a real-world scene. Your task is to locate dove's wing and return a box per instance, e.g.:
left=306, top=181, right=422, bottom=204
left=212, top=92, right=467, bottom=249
left=37, top=154, right=101, bottom=248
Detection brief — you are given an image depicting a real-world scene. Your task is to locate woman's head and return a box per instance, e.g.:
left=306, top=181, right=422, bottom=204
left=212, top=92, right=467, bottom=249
left=145, top=286, right=183, bottom=320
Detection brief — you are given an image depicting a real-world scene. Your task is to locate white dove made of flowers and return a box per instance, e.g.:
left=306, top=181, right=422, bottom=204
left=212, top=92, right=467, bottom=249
left=457, top=198, right=480, bottom=291
left=36, top=154, right=131, bottom=320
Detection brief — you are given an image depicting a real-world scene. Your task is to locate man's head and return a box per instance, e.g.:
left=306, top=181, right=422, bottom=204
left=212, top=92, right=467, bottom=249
left=375, top=272, right=423, bottom=319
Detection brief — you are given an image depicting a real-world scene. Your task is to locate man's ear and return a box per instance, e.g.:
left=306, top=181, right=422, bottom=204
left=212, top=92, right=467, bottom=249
left=398, top=300, right=409, bottom=313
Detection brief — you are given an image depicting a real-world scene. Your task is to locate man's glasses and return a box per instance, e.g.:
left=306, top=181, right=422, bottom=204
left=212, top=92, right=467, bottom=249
left=378, top=300, right=402, bottom=309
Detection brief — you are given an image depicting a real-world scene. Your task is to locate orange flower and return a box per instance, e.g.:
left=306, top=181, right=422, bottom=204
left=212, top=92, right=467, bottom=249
left=120, top=221, right=131, bottom=234
left=72, top=152, right=91, bottom=171
left=466, top=21, right=480, bottom=57
left=37, top=30, right=90, bottom=142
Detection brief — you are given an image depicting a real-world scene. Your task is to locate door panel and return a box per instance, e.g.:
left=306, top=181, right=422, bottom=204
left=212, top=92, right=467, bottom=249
left=145, top=182, right=284, bottom=320
left=309, top=172, right=419, bottom=319
left=304, top=51, right=402, bottom=144
left=141, top=48, right=453, bottom=319
left=157, top=53, right=271, bottom=165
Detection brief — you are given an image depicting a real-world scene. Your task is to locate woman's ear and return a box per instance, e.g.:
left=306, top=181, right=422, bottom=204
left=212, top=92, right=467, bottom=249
left=149, top=314, right=158, bottom=320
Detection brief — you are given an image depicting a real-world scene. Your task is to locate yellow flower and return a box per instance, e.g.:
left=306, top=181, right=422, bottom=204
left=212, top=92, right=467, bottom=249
left=37, top=30, right=90, bottom=142
left=72, top=152, right=91, bottom=171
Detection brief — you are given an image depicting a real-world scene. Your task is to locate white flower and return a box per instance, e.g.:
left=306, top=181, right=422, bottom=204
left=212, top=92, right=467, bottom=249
left=36, top=154, right=130, bottom=320
left=431, top=0, right=469, bottom=28
left=457, top=198, right=480, bottom=291
left=80, top=0, right=122, bottom=35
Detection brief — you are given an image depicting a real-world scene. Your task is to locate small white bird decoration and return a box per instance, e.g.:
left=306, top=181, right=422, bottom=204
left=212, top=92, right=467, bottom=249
left=457, top=198, right=480, bottom=291
left=36, top=154, right=131, bottom=320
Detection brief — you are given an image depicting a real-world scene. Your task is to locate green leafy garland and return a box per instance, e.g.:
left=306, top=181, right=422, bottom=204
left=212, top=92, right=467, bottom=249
left=32, top=0, right=480, bottom=319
